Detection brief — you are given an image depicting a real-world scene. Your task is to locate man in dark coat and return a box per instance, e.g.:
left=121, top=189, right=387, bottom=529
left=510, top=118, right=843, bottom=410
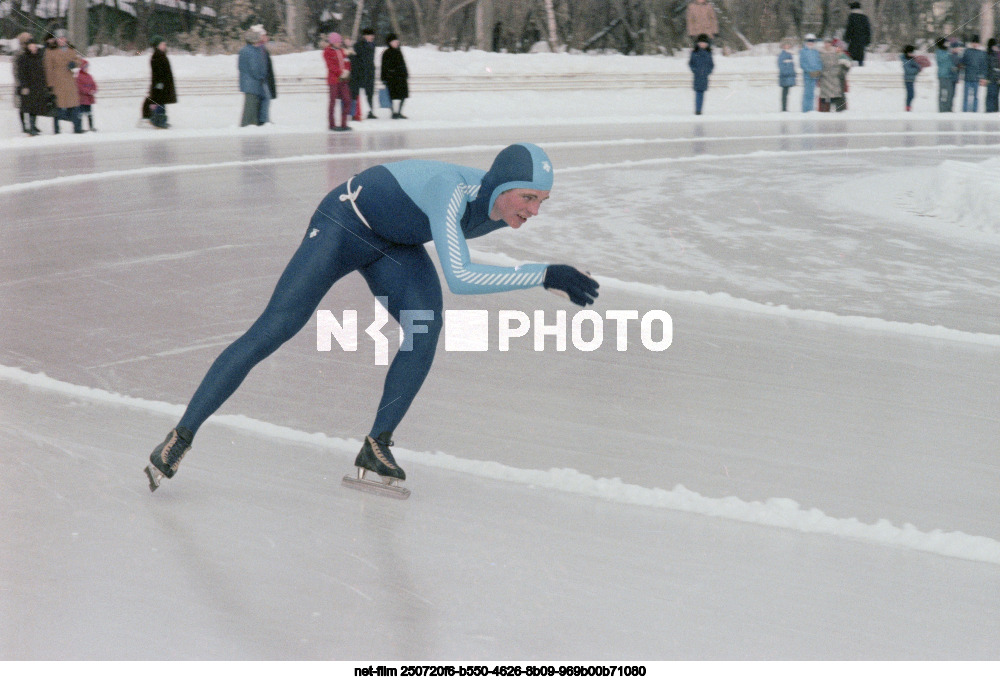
left=144, top=36, right=176, bottom=128
left=350, top=27, right=377, bottom=119
left=843, top=2, right=871, bottom=66
left=380, top=33, right=409, bottom=119
left=16, top=36, right=48, bottom=135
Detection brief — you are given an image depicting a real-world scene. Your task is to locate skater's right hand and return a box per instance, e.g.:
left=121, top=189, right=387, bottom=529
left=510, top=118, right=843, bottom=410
left=543, top=265, right=600, bottom=306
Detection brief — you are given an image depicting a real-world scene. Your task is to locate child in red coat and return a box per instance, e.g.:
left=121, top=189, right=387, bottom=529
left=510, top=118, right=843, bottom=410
left=76, top=59, right=98, bottom=131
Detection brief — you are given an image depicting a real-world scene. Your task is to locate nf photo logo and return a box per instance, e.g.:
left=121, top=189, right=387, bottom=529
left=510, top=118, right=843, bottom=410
left=316, top=299, right=671, bottom=365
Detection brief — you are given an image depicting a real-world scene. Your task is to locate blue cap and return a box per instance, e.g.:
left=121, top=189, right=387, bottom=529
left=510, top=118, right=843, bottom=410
left=482, top=143, right=554, bottom=216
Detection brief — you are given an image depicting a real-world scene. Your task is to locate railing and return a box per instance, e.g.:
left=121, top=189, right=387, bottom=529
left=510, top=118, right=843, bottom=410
left=86, top=70, right=907, bottom=98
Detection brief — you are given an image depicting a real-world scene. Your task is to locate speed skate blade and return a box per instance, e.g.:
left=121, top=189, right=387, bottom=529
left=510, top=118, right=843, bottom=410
left=341, top=473, right=410, bottom=499
left=144, top=465, right=164, bottom=492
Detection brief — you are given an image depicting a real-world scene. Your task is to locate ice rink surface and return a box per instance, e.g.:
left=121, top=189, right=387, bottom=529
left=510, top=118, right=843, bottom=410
left=2, top=118, right=999, bottom=660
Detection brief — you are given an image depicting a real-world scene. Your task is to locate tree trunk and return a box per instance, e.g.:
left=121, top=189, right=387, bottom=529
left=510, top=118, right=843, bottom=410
left=68, top=0, right=88, bottom=51
left=982, top=1, right=995, bottom=43
left=351, top=0, right=366, bottom=40
left=384, top=0, right=405, bottom=41
left=476, top=0, right=494, bottom=51
left=403, top=0, right=427, bottom=45
left=285, top=0, right=307, bottom=47
left=543, top=0, right=559, bottom=50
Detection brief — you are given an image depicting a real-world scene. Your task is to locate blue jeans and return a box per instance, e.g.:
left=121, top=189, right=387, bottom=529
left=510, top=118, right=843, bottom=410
left=54, top=106, right=82, bottom=133
left=802, top=76, right=817, bottom=112
left=985, top=82, right=999, bottom=113
left=695, top=90, right=705, bottom=114
left=905, top=81, right=915, bottom=109
left=963, top=81, right=980, bottom=112
left=257, top=93, right=271, bottom=124
left=938, top=79, right=956, bottom=112
left=178, top=184, right=444, bottom=440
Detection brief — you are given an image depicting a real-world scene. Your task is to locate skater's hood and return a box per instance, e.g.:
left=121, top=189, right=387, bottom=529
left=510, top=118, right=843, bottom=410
left=481, top=143, right=554, bottom=217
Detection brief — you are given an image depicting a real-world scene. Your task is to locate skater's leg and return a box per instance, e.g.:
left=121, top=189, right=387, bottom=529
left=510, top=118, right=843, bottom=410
left=359, top=245, right=443, bottom=438
left=177, top=210, right=385, bottom=436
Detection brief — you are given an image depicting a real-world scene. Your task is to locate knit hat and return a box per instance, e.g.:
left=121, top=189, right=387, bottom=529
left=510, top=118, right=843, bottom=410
left=805, top=33, right=816, bottom=42
left=328, top=32, right=342, bottom=45
left=481, top=143, right=554, bottom=217
left=54, top=28, right=68, bottom=39
left=151, top=35, right=164, bottom=47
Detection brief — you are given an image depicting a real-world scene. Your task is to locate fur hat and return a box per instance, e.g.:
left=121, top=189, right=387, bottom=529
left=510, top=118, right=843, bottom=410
left=54, top=28, right=68, bottom=39
left=386, top=33, right=399, bottom=45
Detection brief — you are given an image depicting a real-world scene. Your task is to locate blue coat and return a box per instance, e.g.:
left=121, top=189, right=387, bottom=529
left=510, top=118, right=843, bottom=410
left=238, top=44, right=270, bottom=98
left=778, top=49, right=797, bottom=87
left=799, top=46, right=822, bottom=79
left=901, top=54, right=922, bottom=83
left=960, top=47, right=988, bottom=82
left=936, top=48, right=958, bottom=81
left=689, top=48, right=714, bottom=92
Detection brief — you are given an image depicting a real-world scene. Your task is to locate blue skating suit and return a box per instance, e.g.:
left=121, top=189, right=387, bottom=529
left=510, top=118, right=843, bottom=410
left=177, top=143, right=554, bottom=440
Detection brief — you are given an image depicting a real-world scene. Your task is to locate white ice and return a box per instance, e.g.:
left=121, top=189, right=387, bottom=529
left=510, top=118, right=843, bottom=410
left=1, top=47, right=999, bottom=662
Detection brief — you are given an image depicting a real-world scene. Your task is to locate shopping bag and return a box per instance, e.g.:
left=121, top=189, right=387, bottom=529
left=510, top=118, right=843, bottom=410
left=378, top=87, right=391, bottom=109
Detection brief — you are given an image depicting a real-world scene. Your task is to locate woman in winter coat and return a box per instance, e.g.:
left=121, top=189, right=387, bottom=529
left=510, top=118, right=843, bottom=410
left=688, top=34, right=714, bottom=115
left=380, top=33, right=409, bottom=119
left=777, top=40, right=797, bottom=112
left=15, top=36, right=47, bottom=135
left=819, top=38, right=850, bottom=111
left=144, top=37, right=176, bottom=128
left=44, top=29, right=82, bottom=133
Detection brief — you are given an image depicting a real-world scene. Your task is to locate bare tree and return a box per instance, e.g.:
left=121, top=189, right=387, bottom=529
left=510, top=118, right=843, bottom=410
left=542, top=0, right=559, bottom=49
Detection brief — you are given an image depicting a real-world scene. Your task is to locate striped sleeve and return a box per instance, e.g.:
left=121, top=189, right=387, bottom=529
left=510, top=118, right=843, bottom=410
left=427, top=178, right=548, bottom=295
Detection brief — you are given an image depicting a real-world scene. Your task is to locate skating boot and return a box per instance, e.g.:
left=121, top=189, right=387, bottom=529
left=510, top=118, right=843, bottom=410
left=144, top=427, right=193, bottom=492
left=341, top=432, right=410, bottom=499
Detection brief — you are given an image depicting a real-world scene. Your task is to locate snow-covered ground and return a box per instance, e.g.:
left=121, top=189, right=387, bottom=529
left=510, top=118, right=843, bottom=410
left=1, top=47, right=999, bottom=665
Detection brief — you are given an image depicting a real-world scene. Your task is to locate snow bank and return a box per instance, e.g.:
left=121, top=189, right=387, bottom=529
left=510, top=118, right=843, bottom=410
left=4, top=363, right=999, bottom=567
left=914, top=157, right=1000, bottom=236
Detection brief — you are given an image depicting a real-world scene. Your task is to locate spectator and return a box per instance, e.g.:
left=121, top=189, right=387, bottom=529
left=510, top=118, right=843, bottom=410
left=688, top=34, right=714, bottom=115
left=15, top=35, right=46, bottom=136
left=960, top=35, right=987, bottom=112
left=75, top=58, right=97, bottom=131
left=901, top=45, right=922, bottom=112
left=239, top=26, right=272, bottom=126
left=843, top=2, right=871, bottom=66
left=799, top=34, right=822, bottom=112
left=986, top=38, right=1000, bottom=113
left=935, top=37, right=960, bottom=112
left=818, top=37, right=850, bottom=112
left=350, top=27, right=377, bottom=119
left=777, top=40, right=797, bottom=112
left=144, top=37, right=176, bottom=129
left=686, top=0, right=718, bottom=45
left=381, top=33, right=410, bottom=119
left=323, top=32, right=353, bottom=131
left=13, top=32, right=33, bottom=133
left=44, top=29, right=82, bottom=134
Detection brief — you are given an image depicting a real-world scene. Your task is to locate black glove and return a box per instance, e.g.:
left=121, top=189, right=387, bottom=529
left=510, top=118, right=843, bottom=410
left=543, top=265, right=599, bottom=306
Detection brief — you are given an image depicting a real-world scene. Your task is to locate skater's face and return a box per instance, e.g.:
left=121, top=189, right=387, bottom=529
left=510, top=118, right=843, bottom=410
left=491, top=188, right=550, bottom=229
